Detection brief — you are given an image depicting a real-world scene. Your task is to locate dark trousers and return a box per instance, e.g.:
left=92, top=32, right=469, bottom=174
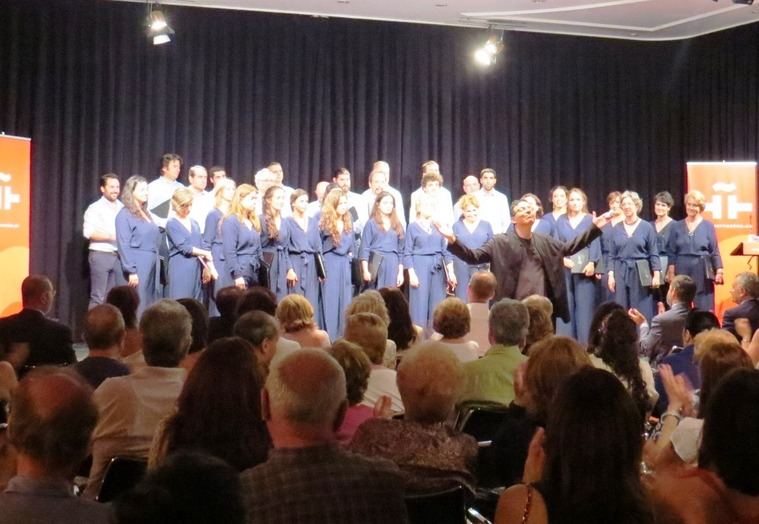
left=88, top=251, right=124, bottom=309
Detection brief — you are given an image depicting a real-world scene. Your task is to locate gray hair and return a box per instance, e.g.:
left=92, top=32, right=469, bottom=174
left=266, top=349, right=346, bottom=426
left=140, top=299, right=192, bottom=367
left=254, top=168, right=275, bottom=185
left=489, top=298, right=530, bottom=347
left=620, top=190, right=643, bottom=213
left=397, top=342, right=464, bottom=423
left=735, top=272, right=759, bottom=299
left=234, top=311, right=280, bottom=348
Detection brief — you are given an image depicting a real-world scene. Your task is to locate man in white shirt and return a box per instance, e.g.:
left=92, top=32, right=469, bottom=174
left=408, top=160, right=454, bottom=225
left=467, top=271, right=496, bottom=357
left=369, top=160, right=406, bottom=226
left=267, top=161, right=293, bottom=216
left=452, top=174, right=481, bottom=220
left=147, top=153, right=183, bottom=227
left=253, top=167, right=277, bottom=215
left=83, top=173, right=125, bottom=308
left=333, top=167, right=367, bottom=233
left=306, top=181, right=329, bottom=218
left=475, top=168, right=511, bottom=234
left=186, top=165, right=213, bottom=234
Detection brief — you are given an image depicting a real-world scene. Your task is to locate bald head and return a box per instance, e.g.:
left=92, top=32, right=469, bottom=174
left=83, top=304, right=125, bottom=352
left=21, top=275, right=54, bottom=311
left=266, top=349, right=346, bottom=427
left=9, top=368, right=97, bottom=476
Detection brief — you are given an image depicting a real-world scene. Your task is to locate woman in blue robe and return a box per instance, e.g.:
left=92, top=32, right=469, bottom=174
left=202, top=179, right=236, bottom=315
left=404, top=194, right=455, bottom=330
left=360, top=191, right=405, bottom=290
left=651, top=190, right=675, bottom=312
left=319, top=188, right=355, bottom=340
left=260, top=186, right=295, bottom=302
left=667, top=190, right=724, bottom=311
left=221, top=184, right=262, bottom=289
left=597, top=191, right=623, bottom=304
left=450, top=194, right=492, bottom=301
left=554, top=188, right=601, bottom=344
left=115, top=175, right=161, bottom=317
left=286, top=189, right=321, bottom=319
left=539, top=186, right=568, bottom=240
left=608, top=191, right=660, bottom=321
left=166, top=188, right=215, bottom=301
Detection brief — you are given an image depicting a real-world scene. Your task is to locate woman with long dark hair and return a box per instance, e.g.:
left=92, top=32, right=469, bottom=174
left=360, top=191, right=405, bottom=290
left=260, top=185, right=295, bottom=302
left=379, top=287, right=422, bottom=352
left=285, top=189, right=321, bottom=318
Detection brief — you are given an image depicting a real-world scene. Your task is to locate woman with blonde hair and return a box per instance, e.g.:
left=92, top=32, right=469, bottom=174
left=166, top=188, right=216, bottom=300
left=260, top=185, right=296, bottom=301
left=359, top=191, right=405, bottom=290
left=275, top=294, right=330, bottom=348
left=319, top=188, right=354, bottom=340
left=221, top=184, right=262, bottom=290
left=450, top=194, right=492, bottom=301
left=203, top=178, right=236, bottom=307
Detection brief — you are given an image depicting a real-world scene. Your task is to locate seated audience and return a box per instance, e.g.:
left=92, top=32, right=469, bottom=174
left=722, top=271, right=759, bottom=338
left=432, top=297, right=478, bottom=362
left=239, top=349, right=408, bottom=523
left=115, top=451, right=245, bottom=524
left=330, top=339, right=378, bottom=443
left=350, top=342, right=478, bottom=494
left=521, top=295, right=554, bottom=355
left=177, top=298, right=209, bottom=373
left=236, top=286, right=277, bottom=317
left=479, top=336, right=591, bottom=488
left=275, top=294, right=330, bottom=348
left=629, top=274, right=695, bottom=363
left=347, top=290, right=397, bottom=368
left=459, top=298, right=529, bottom=407
left=653, top=310, right=720, bottom=414
left=379, top=287, right=422, bottom=352
left=0, top=368, right=111, bottom=523
left=106, top=285, right=144, bottom=369
left=208, top=286, right=243, bottom=343
left=347, top=313, right=404, bottom=414
left=85, top=299, right=191, bottom=498
left=0, top=363, right=18, bottom=490
left=73, top=304, right=130, bottom=389
left=588, top=309, right=656, bottom=420
left=0, top=275, right=75, bottom=373
left=651, top=369, right=759, bottom=523
left=586, top=301, right=625, bottom=354
left=736, top=318, right=759, bottom=367
left=495, top=368, right=653, bottom=524
left=149, top=337, right=270, bottom=471
left=467, top=271, right=497, bottom=356
left=234, top=311, right=291, bottom=378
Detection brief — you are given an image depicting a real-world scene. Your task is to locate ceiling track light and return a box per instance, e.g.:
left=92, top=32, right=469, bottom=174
left=474, top=30, right=504, bottom=67
left=146, top=2, right=175, bottom=45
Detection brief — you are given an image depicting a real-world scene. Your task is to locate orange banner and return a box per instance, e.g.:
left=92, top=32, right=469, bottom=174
left=686, top=162, right=757, bottom=317
left=0, top=134, right=31, bottom=316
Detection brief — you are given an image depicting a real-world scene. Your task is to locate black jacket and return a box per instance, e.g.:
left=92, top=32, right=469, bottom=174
left=0, top=308, right=76, bottom=369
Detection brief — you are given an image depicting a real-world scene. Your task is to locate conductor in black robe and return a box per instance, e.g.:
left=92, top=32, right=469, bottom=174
left=437, top=198, right=611, bottom=323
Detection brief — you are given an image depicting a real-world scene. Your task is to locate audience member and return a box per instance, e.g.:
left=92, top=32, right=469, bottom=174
left=722, top=271, right=759, bottom=338
left=275, top=295, right=330, bottom=348
left=479, top=336, right=591, bottom=488
left=0, top=275, right=75, bottom=373
left=236, top=286, right=277, bottom=317
left=521, top=295, right=554, bottom=355
left=106, top=285, right=144, bottom=368
left=85, top=299, right=191, bottom=497
left=234, top=310, right=292, bottom=377
left=329, top=339, right=377, bottom=443
left=346, top=313, right=404, bottom=414
left=74, top=304, right=130, bottom=389
left=0, top=368, right=111, bottom=523
left=351, top=342, right=477, bottom=494
left=208, top=285, right=243, bottom=343
left=629, top=274, right=695, bottom=363
left=115, top=451, right=245, bottom=524
left=432, top=297, right=478, bottom=362
left=379, top=287, right=422, bottom=351
left=736, top=318, right=759, bottom=367
left=149, top=337, right=270, bottom=471
left=467, top=271, right=496, bottom=356
left=347, top=290, right=397, bottom=368
left=586, top=300, right=625, bottom=354
left=0, top=363, right=18, bottom=490
left=177, top=298, right=209, bottom=373
left=239, top=349, right=408, bottom=524
left=459, top=299, right=529, bottom=406
left=495, top=368, right=653, bottom=524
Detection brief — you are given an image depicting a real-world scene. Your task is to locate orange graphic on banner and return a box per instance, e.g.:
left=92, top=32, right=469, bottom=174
left=686, top=162, right=757, bottom=318
left=0, top=135, right=31, bottom=316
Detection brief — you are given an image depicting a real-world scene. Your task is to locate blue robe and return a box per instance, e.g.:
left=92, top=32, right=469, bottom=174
left=404, top=222, right=451, bottom=329
left=667, top=219, right=723, bottom=311
left=115, top=208, right=161, bottom=317
left=261, top=216, right=292, bottom=302
left=609, top=220, right=660, bottom=320
left=359, top=219, right=404, bottom=289
left=286, top=215, right=321, bottom=322
left=321, top=227, right=354, bottom=341
left=221, top=215, right=262, bottom=287
left=533, top=217, right=555, bottom=237
left=597, top=222, right=617, bottom=304
left=450, top=219, right=493, bottom=301
left=651, top=219, right=674, bottom=306
left=166, top=217, right=203, bottom=301
left=202, top=208, right=225, bottom=315
left=554, top=214, right=601, bottom=344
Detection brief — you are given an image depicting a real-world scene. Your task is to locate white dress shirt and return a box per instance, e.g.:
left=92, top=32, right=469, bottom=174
left=187, top=188, right=214, bottom=234
left=83, top=197, right=123, bottom=253
left=467, top=302, right=491, bottom=357
left=408, top=187, right=454, bottom=225
left=475, top=189, right=511, bottom=234
left=147, top=177, right=183, bottom=227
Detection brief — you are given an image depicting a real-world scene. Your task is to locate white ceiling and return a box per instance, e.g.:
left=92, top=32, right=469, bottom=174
left=130, top=0, right=759, bottom=41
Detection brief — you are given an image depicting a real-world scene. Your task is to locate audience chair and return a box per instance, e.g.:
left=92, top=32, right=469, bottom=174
left=405, top=484, right=468, bottom=524
left=96, top=456, right=148, bottom=503
left=455, top=403, right=511, bottom=443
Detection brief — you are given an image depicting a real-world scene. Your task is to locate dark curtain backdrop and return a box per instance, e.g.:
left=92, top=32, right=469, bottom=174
left=2, top=0, right=759, bottom=331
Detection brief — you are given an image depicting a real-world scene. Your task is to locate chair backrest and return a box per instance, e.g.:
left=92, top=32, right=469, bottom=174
left=405, top=485, right=467, bottom=524
left=96, top=456, right=148, bottom=503
left=457, top=404, right=511, bottom=443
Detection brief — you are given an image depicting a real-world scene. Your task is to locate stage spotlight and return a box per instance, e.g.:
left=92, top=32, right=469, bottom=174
left=474, top=34, right=504, bottom=67
left=147, top=6, right=174, bottom=45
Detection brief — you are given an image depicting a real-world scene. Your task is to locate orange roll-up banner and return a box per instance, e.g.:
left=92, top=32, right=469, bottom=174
left=0, top=134, right=31, bottom=316
left=686, top=162, right=757, bottom=318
